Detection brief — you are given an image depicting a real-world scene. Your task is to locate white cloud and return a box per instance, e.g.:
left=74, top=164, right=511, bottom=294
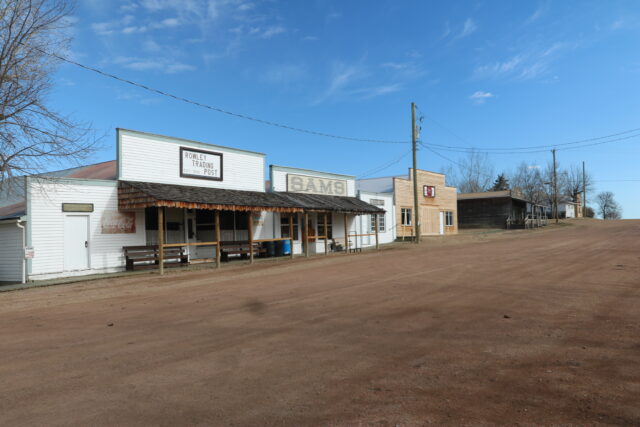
left=263, top=63, right=307, bottom=84
left=459, top=18, right=477, bottom=38
left=166, top=63, right=197, bottom=73
left=302, top=35, right=318, bottom=41
left=469, top=91, right=495, bottom=104
left=353, top=83, right=402, bottom=100
left=91, top=22, right=115, bottom=36
left=259, top=25, right=286, bottom=39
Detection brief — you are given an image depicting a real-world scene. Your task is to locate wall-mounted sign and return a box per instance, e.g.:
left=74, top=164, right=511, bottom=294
left=287, top=174, right=348, bottom=196
left=180, top=147, right=223, bottom=181
left=62, top=203, right=94, bottom=212
left=423, top=185, right=436, bottom=198
left=101, top=211, right=136, bottom=234
left=24, top=246, right=35, bottom=259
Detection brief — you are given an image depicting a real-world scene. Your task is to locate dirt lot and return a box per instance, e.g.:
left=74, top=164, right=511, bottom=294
left=1, top=219, right=639, bottom=426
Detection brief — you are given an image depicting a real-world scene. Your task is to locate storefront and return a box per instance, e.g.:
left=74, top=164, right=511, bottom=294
left=357, top=168, right=458, bottom=239
left=0, top=129, right=383, bottom=282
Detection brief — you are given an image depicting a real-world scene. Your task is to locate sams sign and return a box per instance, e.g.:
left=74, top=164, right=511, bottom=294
left=180, top=147, right=223, bottom=181
left=287, top=174, right=348, bottom=196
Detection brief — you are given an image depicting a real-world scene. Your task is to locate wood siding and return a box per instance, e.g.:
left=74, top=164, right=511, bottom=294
left=393, top=169, right=458, bottom=236
left=119, top=130, right=265, bottom=192
left=28, top=179, right=146, bottom=279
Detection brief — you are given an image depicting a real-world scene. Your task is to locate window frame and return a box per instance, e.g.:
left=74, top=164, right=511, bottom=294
left=401, top=207, right=412, bottom=226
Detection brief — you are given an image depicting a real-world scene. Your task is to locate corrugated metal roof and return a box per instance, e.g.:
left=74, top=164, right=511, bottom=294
left=0, top=202, right=26, bottom=220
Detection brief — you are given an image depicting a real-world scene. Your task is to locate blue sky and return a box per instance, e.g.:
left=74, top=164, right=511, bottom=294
left=50, top=0, right=640, bottom=217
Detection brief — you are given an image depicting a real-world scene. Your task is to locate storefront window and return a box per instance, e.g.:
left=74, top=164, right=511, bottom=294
left=401, top=208, right=412, bottom=226
left=445, top=211, right=454, bottom=226
left=280, top=214, right=299, bottom=239
left=370, top=214, right=385, bottom=232
left=317, top=214, right=333, bottom=238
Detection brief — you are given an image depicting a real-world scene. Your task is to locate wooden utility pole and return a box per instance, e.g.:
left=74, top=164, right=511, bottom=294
left=582, top=161, right=586, bottom=215
left=158, top=207, right=164, bottom=275
left=411, top=102, right=420, bottom=243
left=552, top=149, right=558, bottom=224
left=215, top=210, right=221, bottom=269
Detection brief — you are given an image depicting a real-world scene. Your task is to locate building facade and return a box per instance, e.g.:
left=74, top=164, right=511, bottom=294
left=357, top=168, right=458, bottom=239
left=0, top=129, right=383, bottom=283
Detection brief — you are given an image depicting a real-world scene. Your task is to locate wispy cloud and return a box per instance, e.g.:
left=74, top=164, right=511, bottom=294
left=263, top=63, right=307, bottom=85
left=314, top=61, right=366, bottom=104
left=469, top=91, right=495, bottom=104
left=459, top=18, right=477, bottom=38
left=112, top=56, right=196, bottom=74
left=474, top=42, right=575, bottom=81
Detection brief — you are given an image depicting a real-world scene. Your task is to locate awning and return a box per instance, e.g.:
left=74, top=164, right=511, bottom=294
left=118, top=181, right=384, bottom=215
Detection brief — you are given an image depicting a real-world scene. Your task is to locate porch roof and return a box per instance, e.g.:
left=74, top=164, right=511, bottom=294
left=118, top=181, right=384, bottom=214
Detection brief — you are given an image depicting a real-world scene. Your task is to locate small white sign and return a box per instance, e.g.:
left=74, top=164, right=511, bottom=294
left=180, top=147, right=223, bottom=181
left=24, top=246, right=35, bottom=259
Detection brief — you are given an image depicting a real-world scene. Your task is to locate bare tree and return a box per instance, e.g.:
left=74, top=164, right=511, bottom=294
left=596, top=191, right=622, bottom=220
left=447, top=150, right=494, bottom=193
left=0, top=0, right=95, bottom=189
left=509, top=162, right=546, bottom=205
left=563, top=164, right=593, bottom=202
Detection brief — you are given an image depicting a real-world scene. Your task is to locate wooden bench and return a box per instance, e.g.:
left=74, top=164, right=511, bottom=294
left=220, top=241, right=266, bottom=262
left=123, top=245, right=189, bottom=271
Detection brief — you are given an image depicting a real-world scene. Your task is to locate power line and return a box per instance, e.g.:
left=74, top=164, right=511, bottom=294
left=39, top=47, right=409, bottom=145
left=357, top=149, right=412, bottom=179
left=420, top=143, right=495, bottom=179
left=416, top=107, right=640, bottom=152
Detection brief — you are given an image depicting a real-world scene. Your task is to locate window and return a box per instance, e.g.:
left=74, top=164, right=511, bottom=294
left=401, top=208, right=412, bottom=226
left=445, top=211, right=454, bottom=226
left=280, top=214, right=299, bottom=239
left=370, top=214, right=386, bottom=232
left=317, top=214, right=333, bottom=238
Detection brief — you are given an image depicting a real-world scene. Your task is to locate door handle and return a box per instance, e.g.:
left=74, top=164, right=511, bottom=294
left=85, top=241, right=88, bottom=248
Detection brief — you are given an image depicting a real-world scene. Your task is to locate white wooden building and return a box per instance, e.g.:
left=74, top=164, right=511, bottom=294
left=0, top=129, right=384, bottom=283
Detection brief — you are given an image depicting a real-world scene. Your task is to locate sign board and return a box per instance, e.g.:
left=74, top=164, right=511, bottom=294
left=423, top=185, right=436, bottom=198
left=24, top=246, right=35, bottom=259
left=287, top=174, right=348, bottom=196
left=180, top=147, right=223, bottom=181
left=62, top=203, right=94, bottom=212
left=101, top=211, right=136, bottom=234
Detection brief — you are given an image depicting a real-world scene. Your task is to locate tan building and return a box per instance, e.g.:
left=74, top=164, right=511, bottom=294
left=357, top=168, right=458, bottom=239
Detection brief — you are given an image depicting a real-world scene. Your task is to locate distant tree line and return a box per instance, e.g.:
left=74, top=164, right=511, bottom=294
left=443, top=150, right=621, bottom=220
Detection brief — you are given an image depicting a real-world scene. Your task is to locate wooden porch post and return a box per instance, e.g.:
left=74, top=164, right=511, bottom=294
left=289, top=214, right=294, bottom=259
left=344, top=213, right=349, bottom=254
left=324, top=213, right=328, bottom=256
left=248, top=211, right=254, bottom=264
left=375, top=213, right=380, bottom=250
left=304, top=212, right=309, bottom=258
left=158, top=206, right=164, bottom=275
left=215, top=210, right=221, bottom=269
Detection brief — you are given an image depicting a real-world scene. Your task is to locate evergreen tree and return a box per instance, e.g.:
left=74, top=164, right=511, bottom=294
left=491, top=174, right=510, bottom=191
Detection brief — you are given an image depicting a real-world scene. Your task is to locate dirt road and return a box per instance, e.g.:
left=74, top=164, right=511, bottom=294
left=1, top=220, right=639, bottom=426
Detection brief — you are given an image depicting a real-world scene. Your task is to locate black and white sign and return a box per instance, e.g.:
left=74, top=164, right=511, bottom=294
left=180, top=147, right=223, bottom=181
left=287, top=174, right=348, bottom=196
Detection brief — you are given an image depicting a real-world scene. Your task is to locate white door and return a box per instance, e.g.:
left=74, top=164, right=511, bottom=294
left=64, top=215, right=89, bottom=271
left=439, top=212, right=445, bottom=235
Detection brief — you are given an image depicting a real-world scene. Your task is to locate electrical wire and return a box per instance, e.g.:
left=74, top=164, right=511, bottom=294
left=357, top=149, right=413, bottom=179
left=34, top=47, right=640, bottom=153
left=38, top=47, right=409, bottom=145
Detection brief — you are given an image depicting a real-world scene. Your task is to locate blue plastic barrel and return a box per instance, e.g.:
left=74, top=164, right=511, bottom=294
left=280, top=239, right=291, bottom=256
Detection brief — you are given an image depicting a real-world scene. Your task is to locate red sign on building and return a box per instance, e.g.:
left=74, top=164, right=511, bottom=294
left=423, top=185, right=436, bottom=198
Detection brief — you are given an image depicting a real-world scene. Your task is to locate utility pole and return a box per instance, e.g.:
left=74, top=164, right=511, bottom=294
left=582, top=161, right=586, bottom=215
left=411, top=102, right=420, bottom=243
left=552, top=149, right=558, bottom=224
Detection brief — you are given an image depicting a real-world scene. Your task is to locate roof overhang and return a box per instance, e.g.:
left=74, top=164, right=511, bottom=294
left=118, top=181, right=384, bottom=215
